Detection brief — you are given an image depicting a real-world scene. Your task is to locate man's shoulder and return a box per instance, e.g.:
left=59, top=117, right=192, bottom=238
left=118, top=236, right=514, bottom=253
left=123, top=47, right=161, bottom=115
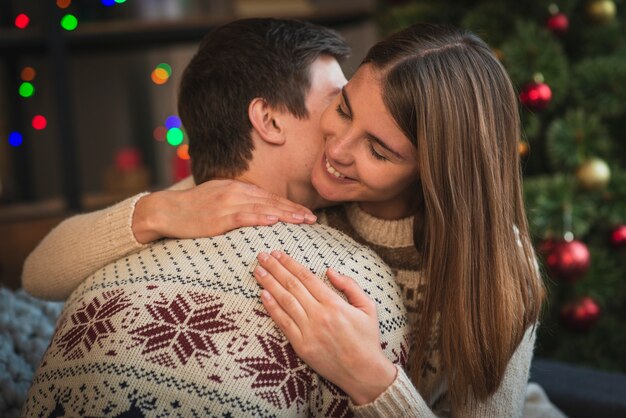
left=107, top=222, right=392, bottom=291
left=223, top=221, right=379, bottom=259
left=156, top=222, right=390, bottom=277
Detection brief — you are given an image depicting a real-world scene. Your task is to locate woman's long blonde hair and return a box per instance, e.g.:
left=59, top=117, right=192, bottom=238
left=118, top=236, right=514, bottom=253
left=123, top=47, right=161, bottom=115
left=363, top=24, right=545, bottom=407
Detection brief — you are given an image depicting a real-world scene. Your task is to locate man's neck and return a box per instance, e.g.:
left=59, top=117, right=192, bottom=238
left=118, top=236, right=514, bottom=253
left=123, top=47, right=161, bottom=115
left=235, top=170, right=325, bottom=210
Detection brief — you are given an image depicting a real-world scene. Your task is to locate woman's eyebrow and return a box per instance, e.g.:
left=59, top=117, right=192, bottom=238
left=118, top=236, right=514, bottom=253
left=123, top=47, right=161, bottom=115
left=342, top=87, right=404, bottom=160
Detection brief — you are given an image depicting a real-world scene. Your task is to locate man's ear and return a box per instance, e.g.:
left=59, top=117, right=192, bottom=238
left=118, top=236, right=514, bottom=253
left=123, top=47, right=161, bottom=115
left=248, top=98, right=286, bottom=146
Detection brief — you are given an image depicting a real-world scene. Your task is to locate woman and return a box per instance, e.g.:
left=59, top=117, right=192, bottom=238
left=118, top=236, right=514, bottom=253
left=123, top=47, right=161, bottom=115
left=23, top=24, right=545, bottom=416
left=252, top=24, right=546, bottom=415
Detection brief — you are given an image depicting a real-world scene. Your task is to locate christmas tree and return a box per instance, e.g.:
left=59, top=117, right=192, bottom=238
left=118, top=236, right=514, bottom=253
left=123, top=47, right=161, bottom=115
left=379, top=0, right=626, bottom=373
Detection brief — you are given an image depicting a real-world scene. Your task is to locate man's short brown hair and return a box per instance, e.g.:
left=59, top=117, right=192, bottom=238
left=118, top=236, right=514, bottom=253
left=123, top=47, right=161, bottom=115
left=178, top=18, right=350, bottom=184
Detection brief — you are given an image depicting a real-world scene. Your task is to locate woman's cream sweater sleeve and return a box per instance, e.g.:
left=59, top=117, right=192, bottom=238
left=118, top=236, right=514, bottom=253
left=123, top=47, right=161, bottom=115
left=22, top=177, right=195, bottom=301
left=22, top=193, right=149, bottom=301
left=351, top=326, right=537, bottom=418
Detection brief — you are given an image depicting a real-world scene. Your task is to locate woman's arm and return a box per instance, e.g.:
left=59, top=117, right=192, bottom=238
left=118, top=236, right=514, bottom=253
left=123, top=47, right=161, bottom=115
left=350, top=327, right=537, bottom=418
left=22, top=177, right=316, bottom=301
left=254, top=251, right=536, bottom=417
left=22, top=192, right=150, bottom=301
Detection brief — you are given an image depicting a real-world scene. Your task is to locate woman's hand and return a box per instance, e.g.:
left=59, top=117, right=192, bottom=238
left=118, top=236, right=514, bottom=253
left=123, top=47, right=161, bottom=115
left=132, top=180, right=316, bottom=243
left=253, top=250, right=397, bottom=405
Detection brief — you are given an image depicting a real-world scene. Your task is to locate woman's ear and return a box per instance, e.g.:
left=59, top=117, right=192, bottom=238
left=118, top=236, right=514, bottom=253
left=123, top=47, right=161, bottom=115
left=248, top=98, right=286, bottom=145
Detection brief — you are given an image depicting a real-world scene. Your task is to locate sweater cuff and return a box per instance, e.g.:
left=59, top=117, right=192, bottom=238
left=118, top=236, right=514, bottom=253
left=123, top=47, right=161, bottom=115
left=350, top=365, right=426, bottom=418
left=99, top=192, right=151, bottom=255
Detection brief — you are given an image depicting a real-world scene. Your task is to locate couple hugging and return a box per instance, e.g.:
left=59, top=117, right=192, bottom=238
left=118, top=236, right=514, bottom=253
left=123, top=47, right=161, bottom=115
left=22, top=17, right=546, bottom=417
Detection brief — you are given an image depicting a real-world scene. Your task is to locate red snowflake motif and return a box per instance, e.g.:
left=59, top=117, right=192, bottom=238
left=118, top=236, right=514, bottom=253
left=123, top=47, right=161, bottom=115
left=55, top=290, right=131, bottom=360
left=393, top=335, right=410, bottom=367
left=129, top=293, right=238, bottom=367
left=382, top=335, right=410, bottom=368
left=321, top=379, right=352, bottom=418
left=236, top=334, right=311, bottom=411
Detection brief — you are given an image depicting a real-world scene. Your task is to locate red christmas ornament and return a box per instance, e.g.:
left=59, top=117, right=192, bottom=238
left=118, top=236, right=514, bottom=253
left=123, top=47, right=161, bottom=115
left=546, top=239, right=591, bottom=283
left=610, top=225, right=626, bottom=248
left=547, top=13, right=569, bottom=34
left=520, top=81, right=552, bottom=111
left=560, top=296, right=601, bottom=332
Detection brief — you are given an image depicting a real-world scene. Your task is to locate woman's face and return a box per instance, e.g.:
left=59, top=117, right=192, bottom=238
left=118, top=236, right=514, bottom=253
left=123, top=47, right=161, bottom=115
left=311, top=64, right=419, bottom=219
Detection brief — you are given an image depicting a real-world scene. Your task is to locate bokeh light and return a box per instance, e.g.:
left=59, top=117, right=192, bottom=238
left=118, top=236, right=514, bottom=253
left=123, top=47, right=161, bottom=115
left=61, top=14, right=78, bottom=31
left=9, top=132, right=23, bottom=147
left=151, top=63, right=172, bottom=85
left=153, top=126, right=167, bottom=142
left=177, top=144, right=190, bottom=160
left=115, top=147, right=142, bottom=172
left=151, top=68, right=169, bottom=85
left=165, top=115, right=181, bottom=129
left=115, top=0, right=127, bottom=3
left=56, top=0, right=72, bottom=8
left=157, top=63, right=172, bottom=77
left=21, top=67, right=36, bottom=81
left=32, top=115, right=47, bottom=130
left=166, top=127, right=184, bottom=146
left=19, top=82, right=35, bottom=98
left=15, top=14, right=30, bottom=29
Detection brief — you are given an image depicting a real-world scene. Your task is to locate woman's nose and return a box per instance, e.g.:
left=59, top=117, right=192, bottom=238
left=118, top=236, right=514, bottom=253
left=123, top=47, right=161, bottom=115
left=325, top=134, right=354, bottom=166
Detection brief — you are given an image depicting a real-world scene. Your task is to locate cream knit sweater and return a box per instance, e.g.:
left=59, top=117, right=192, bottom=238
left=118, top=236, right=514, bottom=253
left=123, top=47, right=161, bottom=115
left=23, top=221, right=411, bottom=417
left=23, top=178, right=554, bottom=417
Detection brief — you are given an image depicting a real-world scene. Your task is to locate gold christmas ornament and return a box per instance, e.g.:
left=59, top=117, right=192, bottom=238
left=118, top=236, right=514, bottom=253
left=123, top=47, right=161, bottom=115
left=586, top=0, right=617, bottom=24
left=518, top=141, right=529, bottom=157
left=576, top=157, right=611, bottom=190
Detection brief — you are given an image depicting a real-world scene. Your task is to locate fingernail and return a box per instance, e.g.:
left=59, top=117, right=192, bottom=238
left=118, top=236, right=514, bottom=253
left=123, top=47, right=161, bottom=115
left=304, top=213, right=317, bottom=222
left=266, top=215, right=278, bottom=222
left=255, top=266, right=267, bottom=277
left=271, top=250, right=282, bottom=259
left=261, top=290, right=272, bottom=301
left=258, top=252, right=269, bottom=262
left=292, top=213, right=305, bottom=221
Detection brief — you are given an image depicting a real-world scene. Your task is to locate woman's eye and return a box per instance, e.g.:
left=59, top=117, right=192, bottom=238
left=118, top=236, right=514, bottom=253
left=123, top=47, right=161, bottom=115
left=369, top=143, right=387, bottom=161
left=335, top=104, right=351, bottom=120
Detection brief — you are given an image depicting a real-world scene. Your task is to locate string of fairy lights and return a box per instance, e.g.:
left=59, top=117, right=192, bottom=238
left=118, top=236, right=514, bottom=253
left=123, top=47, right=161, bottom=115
left=7, top=0, right=190, bottom=175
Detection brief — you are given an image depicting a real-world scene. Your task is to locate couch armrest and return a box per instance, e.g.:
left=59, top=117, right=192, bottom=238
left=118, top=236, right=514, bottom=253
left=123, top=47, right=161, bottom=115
left=530, top=358, right=626, bottom=418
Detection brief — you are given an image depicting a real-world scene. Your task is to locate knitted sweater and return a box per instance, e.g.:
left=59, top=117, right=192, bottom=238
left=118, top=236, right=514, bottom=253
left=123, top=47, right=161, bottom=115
left=22, top=179, right=541, bottom=417
left=23, top=223, right=411, bottom=417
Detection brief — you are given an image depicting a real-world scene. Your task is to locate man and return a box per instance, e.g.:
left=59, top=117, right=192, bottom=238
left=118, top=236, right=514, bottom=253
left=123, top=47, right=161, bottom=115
left=23, top=18, right=409, bottom=417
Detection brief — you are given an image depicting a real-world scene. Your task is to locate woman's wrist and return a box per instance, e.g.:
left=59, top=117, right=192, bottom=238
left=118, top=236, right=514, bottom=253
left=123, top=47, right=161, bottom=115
left=346, top=356, right=398, bottom=406
left=131, top=192, right=167, bottom=244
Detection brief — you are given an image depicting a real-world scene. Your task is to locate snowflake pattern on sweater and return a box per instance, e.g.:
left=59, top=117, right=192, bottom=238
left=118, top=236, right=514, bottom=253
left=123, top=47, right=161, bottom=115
left=23, top=222, right=410, bottom=417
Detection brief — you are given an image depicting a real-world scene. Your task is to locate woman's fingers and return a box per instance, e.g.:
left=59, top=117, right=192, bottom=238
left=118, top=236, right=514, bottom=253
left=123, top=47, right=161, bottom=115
left=244, top=185, right=317, bottom=222
left=326, top=268, right=376, bottom=314
left=235, top=204, right=313, bottom=224
left=259, top=290, right=303, bottom=344
left=254, top=261, right=310, bottom=326
left=231, top=183, right=317, bottom=223
left=256, top=251, right=331, bottom=308
left=263, top=251, right=337, bottom=304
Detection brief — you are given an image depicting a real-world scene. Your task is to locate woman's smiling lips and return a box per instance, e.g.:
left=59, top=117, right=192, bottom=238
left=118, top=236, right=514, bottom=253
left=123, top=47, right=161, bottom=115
left=322, top=154, right=356, bottom=182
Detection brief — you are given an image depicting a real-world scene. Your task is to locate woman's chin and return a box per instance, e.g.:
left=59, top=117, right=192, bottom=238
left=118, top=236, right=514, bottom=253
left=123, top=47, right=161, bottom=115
left=312, top=176, right=346, bottom=202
